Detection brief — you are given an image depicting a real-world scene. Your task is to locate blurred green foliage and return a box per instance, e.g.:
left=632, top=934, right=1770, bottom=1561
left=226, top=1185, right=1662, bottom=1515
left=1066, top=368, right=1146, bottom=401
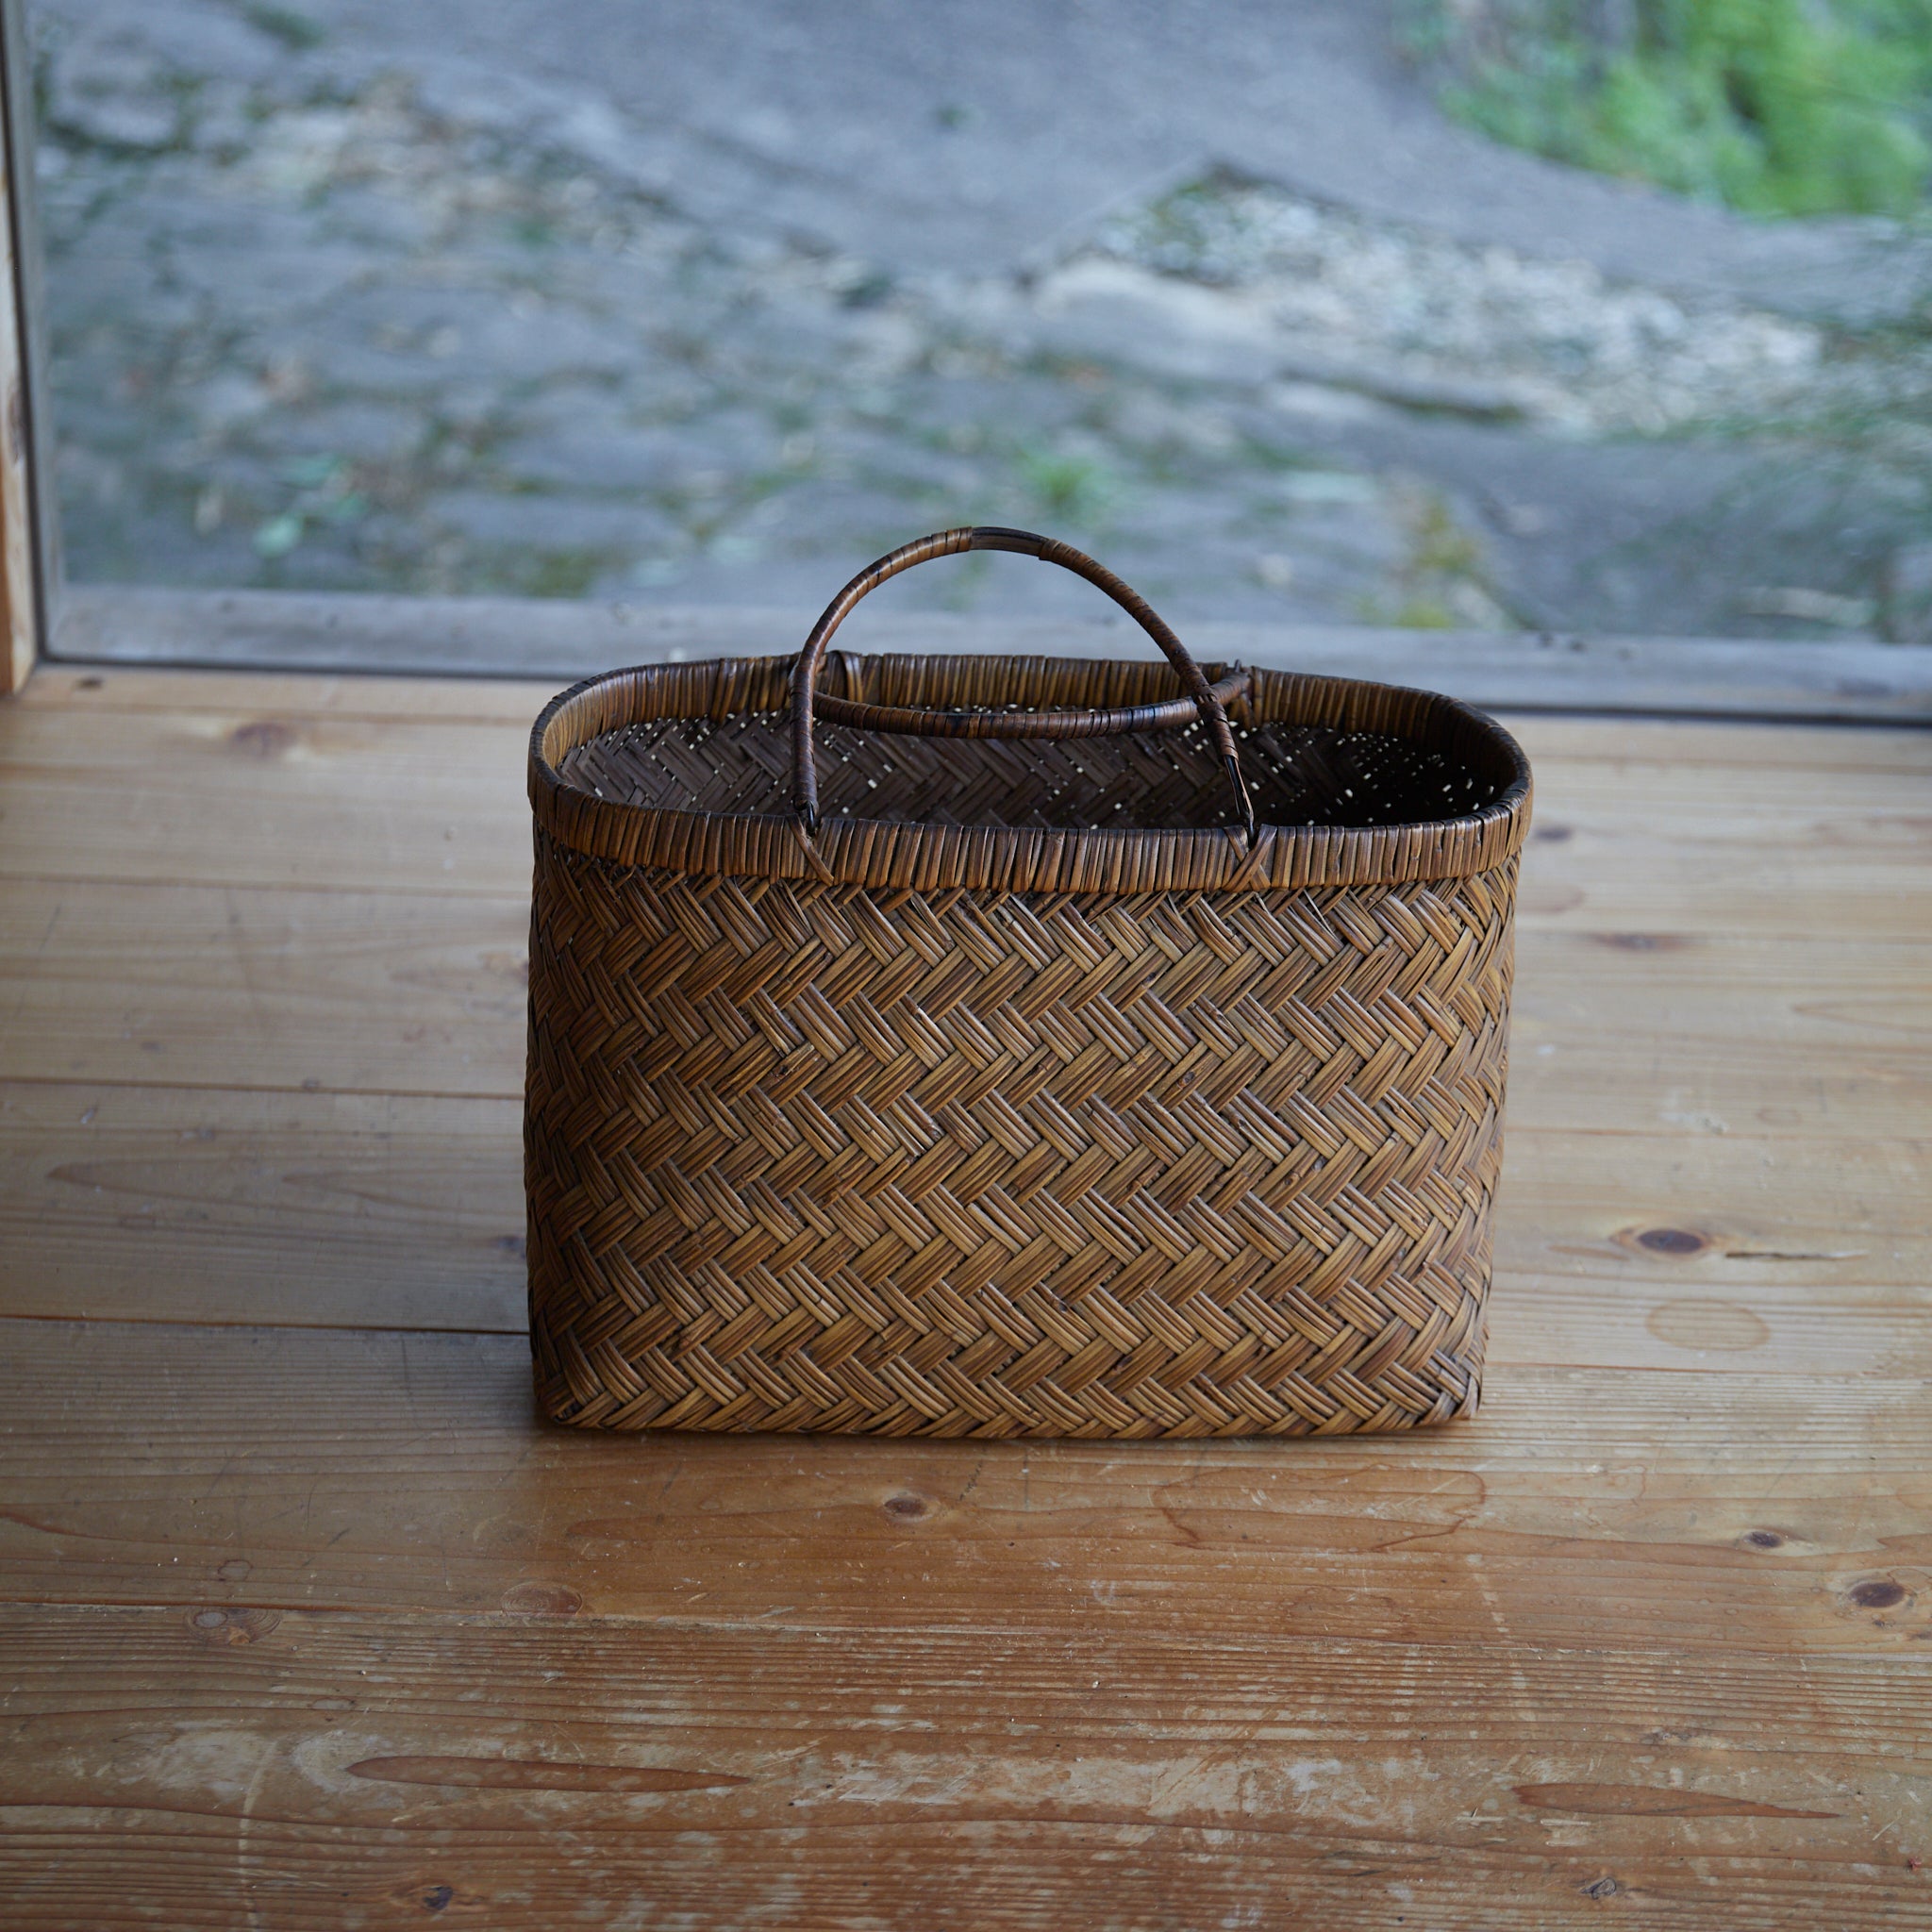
left=1406, top=0, right=1932, bottom=216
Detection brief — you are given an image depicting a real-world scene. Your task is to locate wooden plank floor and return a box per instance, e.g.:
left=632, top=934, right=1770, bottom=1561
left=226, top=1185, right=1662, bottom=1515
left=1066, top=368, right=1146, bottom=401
left=2, top=664, right=1928, bottom=1929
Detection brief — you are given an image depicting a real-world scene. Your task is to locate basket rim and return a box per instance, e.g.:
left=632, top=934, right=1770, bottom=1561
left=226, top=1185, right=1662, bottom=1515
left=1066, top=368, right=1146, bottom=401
left=528, top=653, right=1532, bottom=894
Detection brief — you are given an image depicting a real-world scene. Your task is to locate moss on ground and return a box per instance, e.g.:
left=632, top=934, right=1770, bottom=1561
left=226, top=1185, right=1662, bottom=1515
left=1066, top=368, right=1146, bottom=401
left=1405, top=0, right=1932, bottom=217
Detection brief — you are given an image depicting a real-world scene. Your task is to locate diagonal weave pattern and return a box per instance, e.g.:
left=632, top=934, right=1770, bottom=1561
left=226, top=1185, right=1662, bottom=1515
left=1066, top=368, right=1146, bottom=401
left=527, top=833, right=1518, bottom=1438
left=558, top=706, right=1498, bottom=837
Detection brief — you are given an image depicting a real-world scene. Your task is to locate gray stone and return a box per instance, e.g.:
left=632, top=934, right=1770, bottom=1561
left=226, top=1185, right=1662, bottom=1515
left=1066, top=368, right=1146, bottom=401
left=891, top=373, right=1093, bottom=442
left=508, top=374, right=699, bottom=437
left=409, top=55, right=565, bottom=140
left=422, top=489, right=680, bottom=551
left=167, top=240, right=374, bottom=327
left=74, top=0, right=295, bottom=84
left=43, top=34, right=181, bottom=152
left=1883, top=543, right=1932, bottom=644
left=459, top=306, right=643, bottom=385
left=804, top=426, right=983, bottom=496
left=291, top=336, right=467, bottom=399
left=312, top=187, right=440, bottom=252
left=1103, top=391, right=1241, bottom=458
left=274, top=401, right=431, bottom=462
left=291, top=282, right=475, bottom=339
left=614, top=551, right=858, bottom=610
left=186, top=373, right=274, bottom=434
left=690, top=306, right=896, bottom=384
left=708, top=481, right=938, bottom=557
left=491, top=426, right=729, bottom=494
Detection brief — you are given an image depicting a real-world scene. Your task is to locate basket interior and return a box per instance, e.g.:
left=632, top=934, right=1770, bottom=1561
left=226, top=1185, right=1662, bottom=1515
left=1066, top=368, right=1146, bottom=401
left=557, top=708, right=1507, bottom=834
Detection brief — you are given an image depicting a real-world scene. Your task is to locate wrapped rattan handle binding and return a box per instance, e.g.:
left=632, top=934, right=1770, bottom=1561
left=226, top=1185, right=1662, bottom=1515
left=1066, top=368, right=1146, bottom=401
left=791, top=527, right=1257, bottom=841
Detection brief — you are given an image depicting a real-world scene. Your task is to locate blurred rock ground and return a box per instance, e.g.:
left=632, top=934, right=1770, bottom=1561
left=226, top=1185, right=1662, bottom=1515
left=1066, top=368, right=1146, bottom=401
left=26, top=0, right=1932, bottom=639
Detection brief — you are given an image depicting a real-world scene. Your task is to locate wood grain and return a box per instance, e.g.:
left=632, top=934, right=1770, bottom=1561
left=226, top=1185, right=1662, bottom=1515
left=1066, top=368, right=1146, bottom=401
left=2, top=666, right=1927, bottom=1927
left=14, top=662, right=553, bottom=722
left=3, top=1321, right=1928, bottom=1658
left=3, top=873, right=1922, bottom=1149
left=0, top=1084, right=526, bottom=1329
left=4, top=1082, right=1924, bottom=1374
left=2, top=1605, right=1927, bottom=1931
left=5, top=699, right=1929, bottom=918
left=0, top=705, right=531, bottom=896
left=0, top=877, right=529, bottom=1096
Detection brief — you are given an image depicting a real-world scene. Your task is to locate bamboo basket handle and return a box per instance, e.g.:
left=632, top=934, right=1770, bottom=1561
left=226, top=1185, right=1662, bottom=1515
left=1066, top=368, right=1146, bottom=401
left=791, top=526, right=1257, bottom=840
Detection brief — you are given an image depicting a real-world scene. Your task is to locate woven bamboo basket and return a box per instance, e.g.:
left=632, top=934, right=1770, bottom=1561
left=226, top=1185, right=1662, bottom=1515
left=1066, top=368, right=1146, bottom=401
left=526, top=527, right=1531, bottom=1438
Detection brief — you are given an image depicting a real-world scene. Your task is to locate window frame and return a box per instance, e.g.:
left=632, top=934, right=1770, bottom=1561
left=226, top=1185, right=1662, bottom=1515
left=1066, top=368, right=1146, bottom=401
left=0, top=0, right=52, bottom=693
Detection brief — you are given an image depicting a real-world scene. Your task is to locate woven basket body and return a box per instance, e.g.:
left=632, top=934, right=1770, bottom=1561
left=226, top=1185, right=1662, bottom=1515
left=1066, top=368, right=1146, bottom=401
left=526, top=538, right=1530, bottom=1438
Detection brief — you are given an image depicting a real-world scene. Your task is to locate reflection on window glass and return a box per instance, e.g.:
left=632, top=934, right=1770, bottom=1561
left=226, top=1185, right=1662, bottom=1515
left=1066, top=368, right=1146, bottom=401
left=25, top=0, right=1932, bottom=640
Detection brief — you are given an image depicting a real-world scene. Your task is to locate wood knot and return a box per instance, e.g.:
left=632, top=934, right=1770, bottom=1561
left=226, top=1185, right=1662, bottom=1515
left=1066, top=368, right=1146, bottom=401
left=1742, top=1529, right=1784, bottom=1550
left=1634, top=1226, right=1708, bottom=1256
left=883, top=1493, right=927, bottom=1521
left=1847, top=1578, right=1909, bottom=1611
left=229, top=719, right=297, bottom=758
left=1596, top=932, right=1690, bottom=952
left=388, top=1878, right=477, bottom=1916
left=1582, top=1876, right=1621, bottom=1900
left=187, top=1606, right=280, bottom=1645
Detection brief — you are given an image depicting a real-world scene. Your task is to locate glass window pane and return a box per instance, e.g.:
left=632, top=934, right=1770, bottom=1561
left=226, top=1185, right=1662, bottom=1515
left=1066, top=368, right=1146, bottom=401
left=25, top=0, right=1932, bottom=648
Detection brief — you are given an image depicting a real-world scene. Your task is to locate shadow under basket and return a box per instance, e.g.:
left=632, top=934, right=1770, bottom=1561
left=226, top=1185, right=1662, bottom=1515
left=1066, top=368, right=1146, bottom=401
left=525, top=537, right=1531, bottom=1439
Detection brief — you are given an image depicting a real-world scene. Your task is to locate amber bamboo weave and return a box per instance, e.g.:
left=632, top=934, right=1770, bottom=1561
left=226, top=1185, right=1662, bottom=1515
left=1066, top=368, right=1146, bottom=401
left=525, top=530, right=1532, bottom=1437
